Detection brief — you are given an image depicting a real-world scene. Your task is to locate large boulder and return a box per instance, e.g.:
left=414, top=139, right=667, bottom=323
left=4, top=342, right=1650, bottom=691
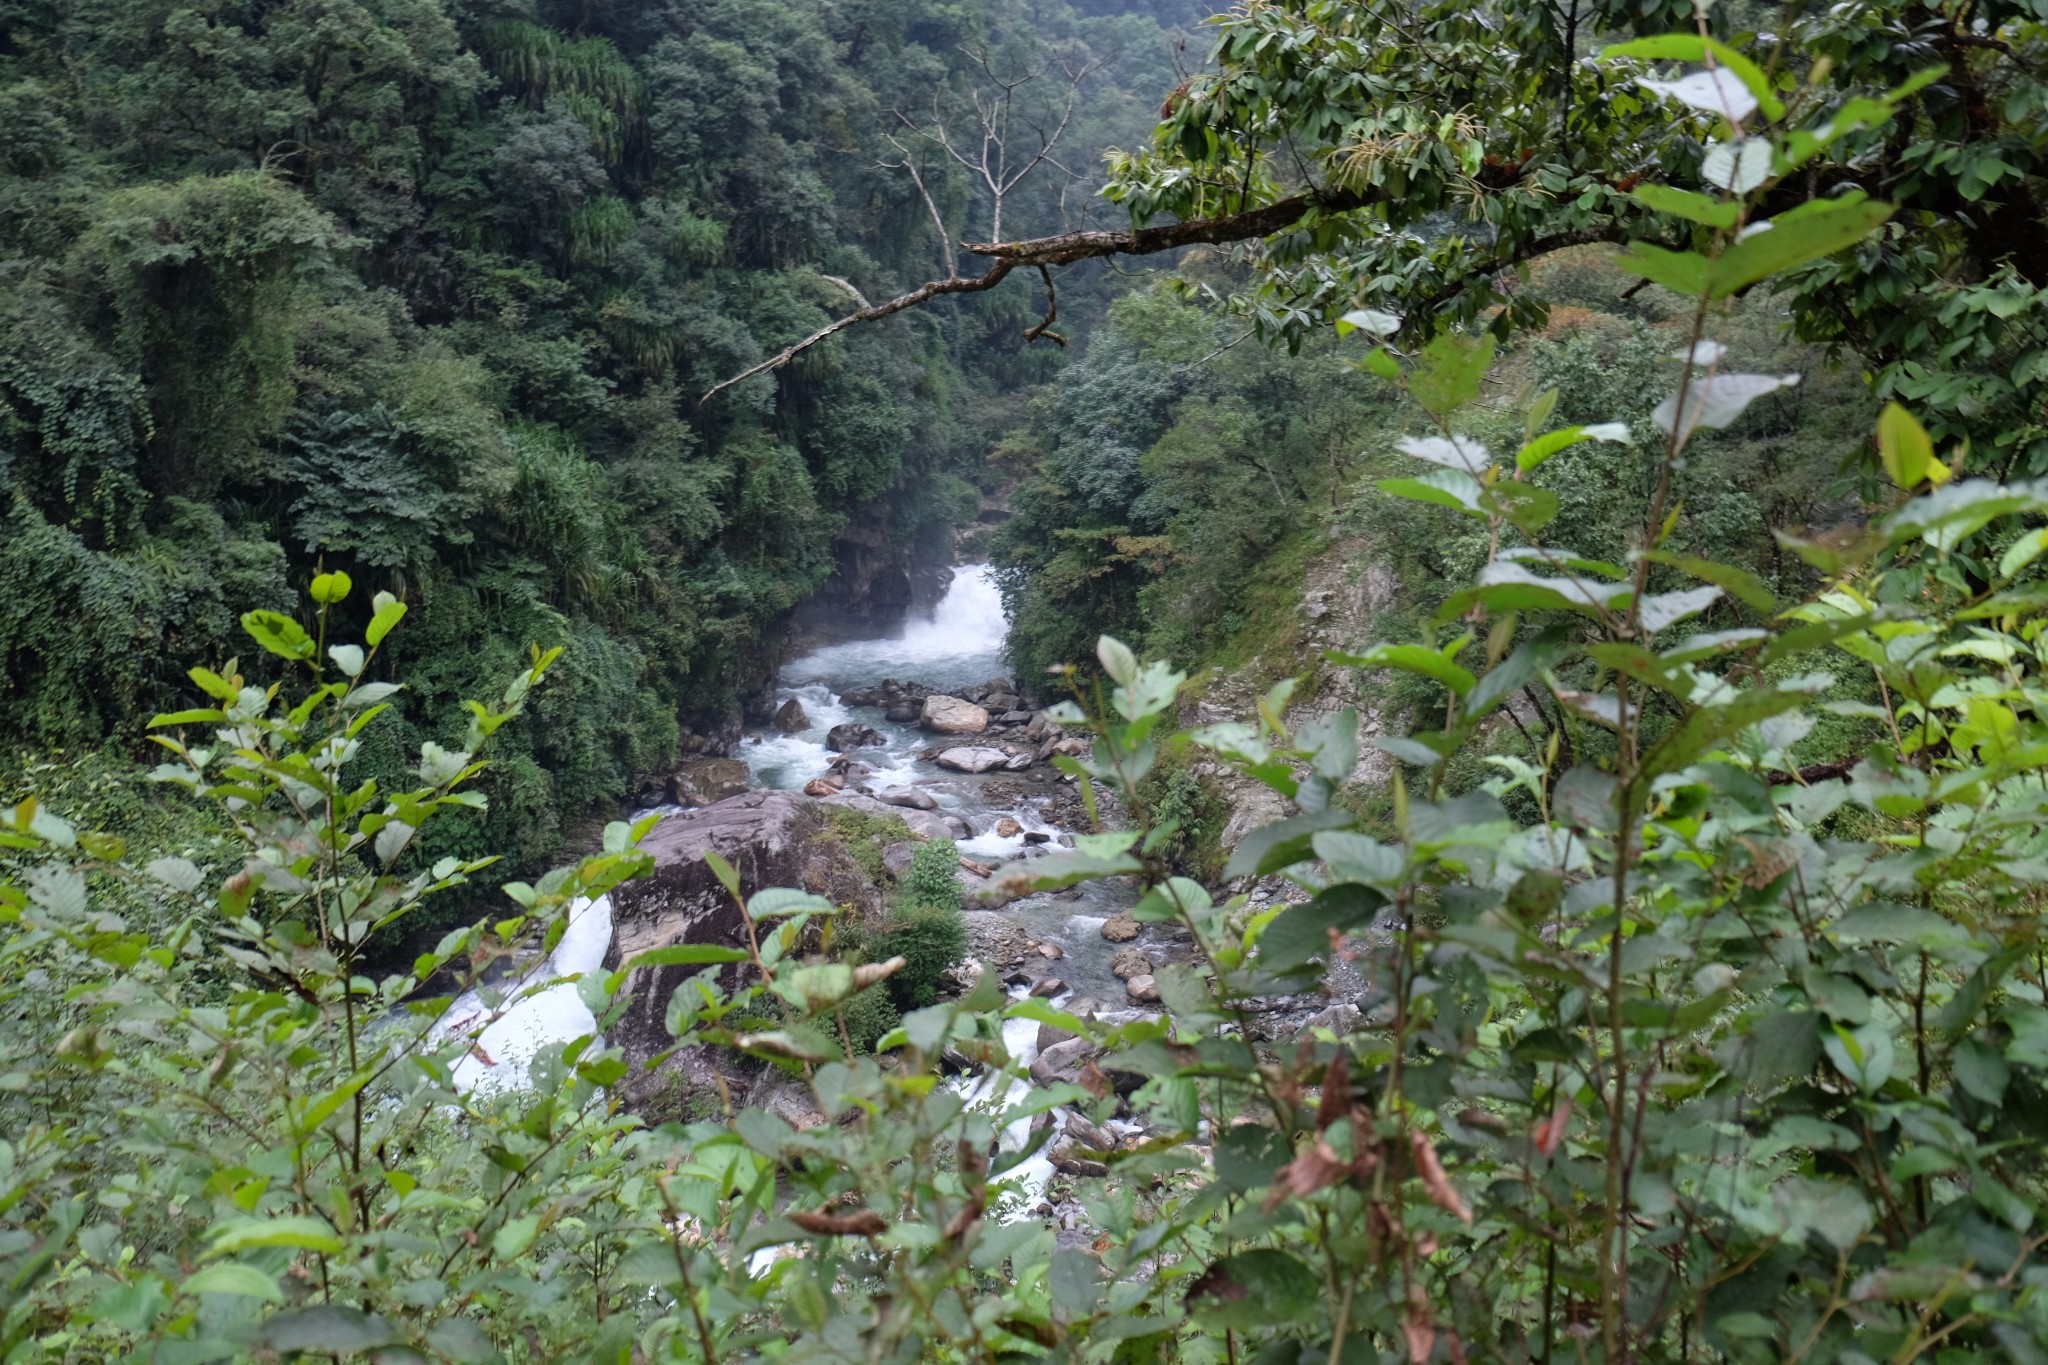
left=875, top=787, right=938, bottom=811
left=772, top=698, right=809, bottom=732
left=1125, top=974, right=1161, bottom=1003
left=605, top=792, right=885, bottom=1078
left=935, top=747, right=1008, bottom=774
left=825, top=722, right=885, bottom=752
left=1030, top=1036, right=1100, bottom=1089
left=922, top=695, right=990, bottom=733
left=666, top=757, right=751, bottom=808
left=821, top=790, right=965, bottom=842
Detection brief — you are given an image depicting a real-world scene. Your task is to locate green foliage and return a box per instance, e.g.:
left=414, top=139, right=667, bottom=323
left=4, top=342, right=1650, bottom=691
left=0, top=0, right=1184, bottom=913
left=817, top=802, right=914, bottom=885
left=898, top=836, right=963, bottom=916
left=873, top=907, right=968, bottom=1011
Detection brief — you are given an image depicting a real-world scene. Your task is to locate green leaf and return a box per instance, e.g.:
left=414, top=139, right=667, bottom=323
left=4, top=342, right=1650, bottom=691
left=1185, top=1249, right=1320, bottom=1330
left=1998, top=526, right=2048, bottom=579
left=748, top=887, right=834, bottom=918
left=1481, top=481, right=1560, bottom=534
left=629, top=943, right=749, bottom=969
left=493, top=1214, right=540, bottom=1259
left=1377, top=470, right=1482, bottom=514
left=207, top=1216, right=344, bottom=1257
left=1256, top=883, right=1382, bottom=975
left=309, top=570, right=353, bottom=604
left=181, top=1263, right=283, bottom=1302
left=1631, top=183, right=1739, bottom=227
left=256, top=1306, right=401, bottom=1354
left=1350, top=643, right=1475, bottom=696
left=1876, top=402, right=1945, bottom=490
left=1615, top=243, right=1710, bottom=296
left=1638, top=550, right=1776, bottom=612
left=1954, top=1037, right=2010, bottom=1105
left=1408, top=332, right=1496, bottom=419
left=365, top=592, right=408, bottom=646
left=1708, top=196, right=1893, bottom=298
left=240, top=610, right=315, bottom=661
left=1097, top=635, right=1138, bottom=685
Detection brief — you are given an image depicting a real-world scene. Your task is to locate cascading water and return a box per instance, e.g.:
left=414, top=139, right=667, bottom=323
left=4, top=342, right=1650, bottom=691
left=448, top=563, right=1137, bottom=1121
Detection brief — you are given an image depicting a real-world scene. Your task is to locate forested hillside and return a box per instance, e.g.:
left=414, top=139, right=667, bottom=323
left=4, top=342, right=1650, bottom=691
left=0, top=0, right=1181, bottom=865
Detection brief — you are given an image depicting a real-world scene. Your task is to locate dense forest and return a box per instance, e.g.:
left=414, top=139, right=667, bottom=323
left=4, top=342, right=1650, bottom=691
left=8, top=0, right=2048, bottom=1362
left=0, top=0, right=1185, bottom=869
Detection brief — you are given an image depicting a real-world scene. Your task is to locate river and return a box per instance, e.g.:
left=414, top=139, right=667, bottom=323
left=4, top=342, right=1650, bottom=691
left=447, top=563, right=1136, bottom=1092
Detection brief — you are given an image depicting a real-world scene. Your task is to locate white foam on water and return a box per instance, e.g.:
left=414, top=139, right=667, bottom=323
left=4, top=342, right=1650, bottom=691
left=783, top=565, right=1011, bottom=693
left=437, top=894, right=613, bottom=1093
left=950, top=997, right=1065, bottom=1218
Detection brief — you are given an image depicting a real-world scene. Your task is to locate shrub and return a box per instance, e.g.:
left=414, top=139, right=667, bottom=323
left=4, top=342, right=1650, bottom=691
left=898, top=837, right=961, bottom=915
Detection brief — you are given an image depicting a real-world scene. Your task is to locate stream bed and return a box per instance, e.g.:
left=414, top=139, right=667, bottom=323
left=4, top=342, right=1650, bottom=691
left=448, top=563, right=1142, bottom=1086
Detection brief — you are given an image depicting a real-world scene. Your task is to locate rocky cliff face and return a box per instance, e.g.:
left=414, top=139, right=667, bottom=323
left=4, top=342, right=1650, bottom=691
left=785, top=510, right=953, bottom=644
left=1190, top=538, right=1399, bottom=858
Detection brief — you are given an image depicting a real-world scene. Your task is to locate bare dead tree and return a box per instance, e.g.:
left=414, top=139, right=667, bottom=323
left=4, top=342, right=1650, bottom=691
left=907, top=44, right=1097, bottom=247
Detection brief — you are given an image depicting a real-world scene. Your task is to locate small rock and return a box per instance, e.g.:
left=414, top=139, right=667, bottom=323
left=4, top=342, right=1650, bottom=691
left=935, top=746, right=1009, bottom=774
left=1052, top=737, right=1088, bottom=757
left=1030, top=1036, right=1099, bottom=1089
left=1101, top=913, right=1141, bottom=943
left=1049, top=1140, right=1108, bottom=1178
left=755, top=1078, right=826, bottom=1131
left=1030, top=977, right=1066, bottom=999
left=922, top=695, right=991, bottom=733
left=772, top=698, right=809, bottom=733
left=802, top=776, right=843, bottom=797
left=825, top=722, right=886, bottom=751
left=995, top=817, right=1023, bottom=838
left=1057, top=834, right=1076, bottom=848
left=985, top=693, right=1021, bottom=713
left=1110, top=946, right=1153, bottom=980
left=1004, top=753, right=1034, bottom=771
left=1037, top=942, right=1064, bottom=960
left=998, top=710, right=1032, bottom=724
left=1003, top=968, right=1034, bottom=988
left=1023, top=830, right=1052, bottom=844
left=1125, top=973, right=1160, bottom=1003
left=875, top=786, right=939, bottom=811
left=886, top=702, right=921, bottom=723
left=881, top=842, right=918, bottom=878
left=1063, top=1112, right=1118, bottom=1152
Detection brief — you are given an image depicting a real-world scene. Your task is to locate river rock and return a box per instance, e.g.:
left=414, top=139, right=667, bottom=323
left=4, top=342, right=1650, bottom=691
left=875, top=787, right=938, bottom=811
left=1125, top=974, right=1160, bottom=1003
left=997, top=710, right=1032, bottom=724
left=936, top=746, right=1008, bottom=774
left=985, top=693, right=1020, bottom=713
left=825, top=722, right=885, bottom=751
left=922, top=695, right=990, bottom=733
left=1030, top=977, right=1066, bottom=999
left=753, top=1076, right=827, bottom=1131
left=995, top=817, right=1023, bottom=838
left=666, top=757, right=751, bottom=808
left=886, top=702, right=921, bottom=723
left=1111, top=946, right=1153, bottom=980
left=1037, top=942, right=1063, bottom=960
left=819, top=790, right=956, bottom=842
left=772, top=698, right=809, bottom=732
left=882, top=842, right=917, bottom=878
left=1023, top=831, right=1052, bottom=845
left=1037, top=997, right=1100, bottom=1051
left=605, top=792, right=889, bottom=1101
left=803, top=776, right=842, bottom=797
left=1048, top=1140, right=1107, bottom=1178
left=1101, top=913, right=1141, bottom=943
left=1063, top=1112, right=1119, bottom=1152
left=1030, top=1036, right=1100, bottom=1089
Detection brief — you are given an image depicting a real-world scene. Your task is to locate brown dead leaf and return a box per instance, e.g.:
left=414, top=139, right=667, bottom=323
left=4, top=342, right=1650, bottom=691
left=788, top=1209, right=887, bottom=1237
left=1409, top=1129, right=1472, bottom=1225
left=1531, top=1099, right=1571, bottom=1159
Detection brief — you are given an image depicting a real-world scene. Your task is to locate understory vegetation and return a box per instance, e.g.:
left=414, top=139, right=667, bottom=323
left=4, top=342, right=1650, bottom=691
left=6, top=0, right=2048, bottom=1362
left=0, top=0, right=1184, bottom=902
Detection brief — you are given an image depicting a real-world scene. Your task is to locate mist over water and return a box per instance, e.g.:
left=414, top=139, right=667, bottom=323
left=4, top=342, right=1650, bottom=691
left=781, top=565, right=1010, bottom=692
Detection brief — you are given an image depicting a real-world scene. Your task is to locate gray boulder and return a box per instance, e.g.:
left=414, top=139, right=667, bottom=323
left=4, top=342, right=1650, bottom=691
left=1111, top=946, right=1154, bottom=980
left=935, top=746, right=1008, bottom=774
left=1030, top=1036, right=1100, bottom=1089
left=1125, top=974, right=1161, bottom=1003
left=875, top=787, right=938, bottom=811
left=922, top=695, right=991, bottom=733
left=666, top=757, right=751, bottom=808
left=825, top=722, right=885, bottom=751
left=772, top=698, right=809, bottom=732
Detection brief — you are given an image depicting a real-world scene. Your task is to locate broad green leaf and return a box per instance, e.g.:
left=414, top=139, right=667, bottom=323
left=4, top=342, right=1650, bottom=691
left=241, top=610, right=315, bottom=661
left=1615, top=243, right=1710, bottom=296
left=1632, top=183, right=1739, bottom=227
left=365, top=592, right=408, bottom=646
left=1710, top=196, right=1893, bottom=298
left=1377, top=470, right=1482, bottom=514
left=1875, top=401, right=1948, bottom=489
left=1408, top=332, right=1496, bottom=419
left=181, top=1264, right=283, bottom=1302
left=207, top=1216, right=344, bottom=1257
left=1348, top=643, right=1475, bottom=695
